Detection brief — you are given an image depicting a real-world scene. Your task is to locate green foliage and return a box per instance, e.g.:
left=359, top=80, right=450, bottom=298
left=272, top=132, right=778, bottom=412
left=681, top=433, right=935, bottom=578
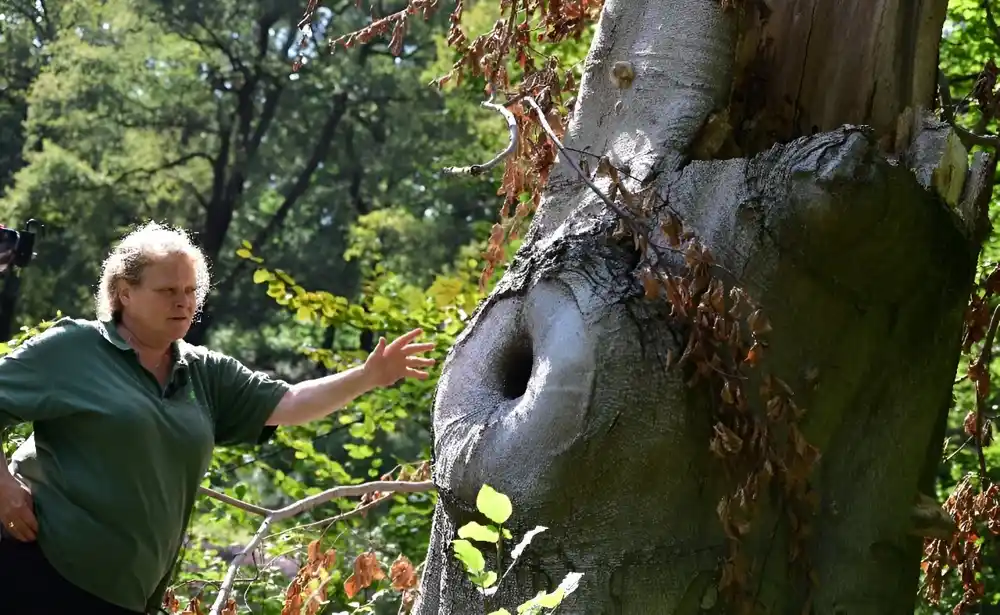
left=918, top=3, right=1000, bottom=611
left=451, top=484, right=581, bottom=615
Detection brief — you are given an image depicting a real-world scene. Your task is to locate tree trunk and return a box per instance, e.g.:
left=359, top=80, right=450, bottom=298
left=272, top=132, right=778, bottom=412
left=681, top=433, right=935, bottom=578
left=415, top=1, right=994, bottom=614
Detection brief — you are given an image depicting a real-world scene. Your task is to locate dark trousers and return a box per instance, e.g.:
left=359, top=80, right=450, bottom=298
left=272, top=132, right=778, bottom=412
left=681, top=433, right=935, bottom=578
left=0, top=531, right=144, bottom=614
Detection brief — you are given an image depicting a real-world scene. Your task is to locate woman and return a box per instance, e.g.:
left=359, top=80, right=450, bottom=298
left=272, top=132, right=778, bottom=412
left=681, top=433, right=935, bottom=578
left=0, top=222, right=435, bottom=614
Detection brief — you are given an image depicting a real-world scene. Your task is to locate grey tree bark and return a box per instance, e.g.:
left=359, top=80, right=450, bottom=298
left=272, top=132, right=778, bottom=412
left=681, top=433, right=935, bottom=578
left=414, top=1, right=995, bottom=614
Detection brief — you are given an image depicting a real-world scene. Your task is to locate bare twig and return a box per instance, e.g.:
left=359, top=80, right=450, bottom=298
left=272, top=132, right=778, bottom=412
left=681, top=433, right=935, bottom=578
left=939, top=70, right=957, bottom=122
left=973, top=303, right=1000, bottom=484
left=272, top=491, right=405, bottom=538
left=206, top=480, right=435, bottom=615
left=443, top=97, right=519, bottom=176
left=944, top=435, right=975, bottom=463
left=523, top=96, right=740, bottom=280
left=212, top=515, right=275, bottom=615
left=524, top=96, right=626, bottom=218
left=198, top=485, right=272, bottom=517
left=272, top=480, right=434, bottom=518
left=954, top=123, right=1000, bottom=150
left=938, top=70, right=999, bottom=150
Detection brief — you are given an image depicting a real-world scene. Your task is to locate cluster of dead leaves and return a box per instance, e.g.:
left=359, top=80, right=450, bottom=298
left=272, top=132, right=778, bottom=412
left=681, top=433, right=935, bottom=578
left=281, top=539, right=338, bottom=615
left=303, top=0, right=602, bottom=288
left=324, top=0, right=441, bottom=55
left=640, top=212, right=820, bottom=608
left=342, top=551, right=420, bottom=612
left=919, top=260, right=1000, bottom=614
left=971, top=59, right=1000, bottom=123
left=282, top=541, right=420, bottom=614
left=161, top=543, right=420, bottom=615
left=161, top=590, right=237, bottom=615
left=427, top=0, right=600, bottom=288
left=922, top=477, right=1000, bottom=613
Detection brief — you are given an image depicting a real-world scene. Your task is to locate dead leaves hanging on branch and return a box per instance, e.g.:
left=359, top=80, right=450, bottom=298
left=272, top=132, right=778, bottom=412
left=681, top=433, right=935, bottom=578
left=922, top=261, right=1000, bottom=614
left=642, top=210, right=821, bottom=608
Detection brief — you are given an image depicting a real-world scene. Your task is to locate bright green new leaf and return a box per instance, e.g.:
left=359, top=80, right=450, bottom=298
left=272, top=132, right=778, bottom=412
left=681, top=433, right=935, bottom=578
left=472, top=570, right=498, bottom=589
left=458, top=521, right=500, bottom=543
left=252, top=269, right=271, bottom=284
left=452, top=539, right=485, bottom=574
left=371, top=295, right=392, bottom=313
left=517, top=589, right=564, bottom=613
left=487, top=610, right=512, bottom=615
left=477, top=484, right=512, bottom=524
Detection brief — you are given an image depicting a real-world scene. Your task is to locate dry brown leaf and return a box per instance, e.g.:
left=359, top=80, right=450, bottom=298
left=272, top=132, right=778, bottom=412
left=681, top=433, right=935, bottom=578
left=390, top=554, right=419, bottom=591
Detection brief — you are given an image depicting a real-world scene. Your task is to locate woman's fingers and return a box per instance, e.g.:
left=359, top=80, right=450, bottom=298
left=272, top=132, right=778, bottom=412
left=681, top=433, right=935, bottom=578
left=406, top=356, right=436, bottom=368
left=402, top=342, right=436, bottom=355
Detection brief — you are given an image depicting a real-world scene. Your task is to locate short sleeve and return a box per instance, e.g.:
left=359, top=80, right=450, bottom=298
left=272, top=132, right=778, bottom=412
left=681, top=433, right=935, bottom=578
left=0, top=319, right=80, bottom=432
left=205, top=352, right=292, bottom=446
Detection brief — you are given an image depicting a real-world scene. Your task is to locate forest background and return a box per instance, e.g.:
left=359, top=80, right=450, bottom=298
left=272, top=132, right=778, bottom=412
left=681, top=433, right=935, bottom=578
left=0, top=0, right=997, bottom=613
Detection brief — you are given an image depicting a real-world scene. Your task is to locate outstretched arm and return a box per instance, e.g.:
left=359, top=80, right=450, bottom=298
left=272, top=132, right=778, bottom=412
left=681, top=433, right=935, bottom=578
left=265, top=328, right=436, bottom=426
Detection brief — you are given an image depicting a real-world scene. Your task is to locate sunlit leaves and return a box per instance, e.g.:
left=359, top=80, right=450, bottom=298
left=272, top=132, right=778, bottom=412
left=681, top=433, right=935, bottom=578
left=476, top=483, right=513, bottom=525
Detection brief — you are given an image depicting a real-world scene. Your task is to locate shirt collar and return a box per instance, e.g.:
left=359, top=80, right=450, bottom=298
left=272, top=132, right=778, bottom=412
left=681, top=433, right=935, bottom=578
left=97, top=319, right=190, bottom=367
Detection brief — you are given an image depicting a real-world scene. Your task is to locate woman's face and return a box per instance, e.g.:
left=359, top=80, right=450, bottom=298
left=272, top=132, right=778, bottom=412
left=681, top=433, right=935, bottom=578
left=119, top=252, right=198, bottom=343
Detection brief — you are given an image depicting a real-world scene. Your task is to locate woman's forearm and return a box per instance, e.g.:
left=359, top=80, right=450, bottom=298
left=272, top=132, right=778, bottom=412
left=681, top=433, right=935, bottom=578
left=266, top=364, right=378, bottom=426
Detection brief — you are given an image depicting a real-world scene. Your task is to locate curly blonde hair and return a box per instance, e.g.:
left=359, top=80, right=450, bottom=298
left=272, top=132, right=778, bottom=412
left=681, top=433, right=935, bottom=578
left=95, top=221, right=211, bottom=321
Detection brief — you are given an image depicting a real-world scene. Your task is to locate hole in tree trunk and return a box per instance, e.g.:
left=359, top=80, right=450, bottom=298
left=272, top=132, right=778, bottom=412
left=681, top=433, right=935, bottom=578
left=499, top=336, right=534, bottom=399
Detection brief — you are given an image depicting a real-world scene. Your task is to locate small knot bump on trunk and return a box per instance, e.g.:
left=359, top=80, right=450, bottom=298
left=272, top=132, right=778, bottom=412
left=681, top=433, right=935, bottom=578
left=611, top=61, right=635, bottom=89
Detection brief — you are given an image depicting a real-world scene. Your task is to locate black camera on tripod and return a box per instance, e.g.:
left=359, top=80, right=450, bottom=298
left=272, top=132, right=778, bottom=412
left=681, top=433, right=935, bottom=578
left=0, top=219, right=41, bottom=273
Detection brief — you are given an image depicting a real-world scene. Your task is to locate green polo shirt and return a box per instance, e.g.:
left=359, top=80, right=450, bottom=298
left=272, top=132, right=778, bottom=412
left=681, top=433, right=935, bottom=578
left=0, top=317, right=291, bottom=613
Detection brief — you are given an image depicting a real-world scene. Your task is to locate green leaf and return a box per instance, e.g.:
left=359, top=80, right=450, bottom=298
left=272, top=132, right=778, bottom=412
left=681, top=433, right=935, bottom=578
left=235, top=248, right=251, bottom=258
left=517, top=590, right=564, bottom=613
left=371, top=295, right=392, bottom=313
left=476, top=484, right=512, bottom=524
left=295, top=305, right=314, bottom=323
left=452, top=539, right=485, bottom=574
left=252, top=269, right=272, bottom=284
left=487, top=610, right=512, bottom=615
left=457, top=521, right=500, bottom=543
left=472, top=570, right=498, bottom=588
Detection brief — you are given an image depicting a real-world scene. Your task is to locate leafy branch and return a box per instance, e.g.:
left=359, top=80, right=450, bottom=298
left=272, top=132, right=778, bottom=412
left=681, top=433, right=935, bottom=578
left=195, top=479, right=435, bottom=615
left=451, top=484, right=582, bottom=615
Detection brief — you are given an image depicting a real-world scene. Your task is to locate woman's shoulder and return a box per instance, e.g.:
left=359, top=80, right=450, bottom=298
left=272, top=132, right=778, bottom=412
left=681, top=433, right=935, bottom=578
left=6, top=317, right=103, bottom=355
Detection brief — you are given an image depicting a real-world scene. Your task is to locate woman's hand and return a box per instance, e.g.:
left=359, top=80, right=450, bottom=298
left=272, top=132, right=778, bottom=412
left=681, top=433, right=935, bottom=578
left=0, top=474, right=36, bottom=541
left=363, top=328, right=436, bottom=388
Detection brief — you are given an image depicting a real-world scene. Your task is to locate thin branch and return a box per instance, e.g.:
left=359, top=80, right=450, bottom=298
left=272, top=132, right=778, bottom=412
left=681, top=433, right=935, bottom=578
left=524, top=97, right=631, bottom=220
left=205, top=480, right=434, bottom=615
left=273, top=480, right=434, bottom=518
left=944, top=435, right=975, bottom=463
left=524, top=95, right=741, bottom=282
left=938, top=69, right=999, bottom=150
left=443, top=97, right=519, bottom=176
left=954, top=123, right=1000, bottom=150
left=973, top=303, right=1000, bottom=484
left=939, top=70, right=956, bottom=122
left=109, top=152, right=214, bottom=184
left=211, top=515, right=274, bottom=614
left=272, top=491, right=405, bottom=537
left=198, top=486, right=272, bottom=516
